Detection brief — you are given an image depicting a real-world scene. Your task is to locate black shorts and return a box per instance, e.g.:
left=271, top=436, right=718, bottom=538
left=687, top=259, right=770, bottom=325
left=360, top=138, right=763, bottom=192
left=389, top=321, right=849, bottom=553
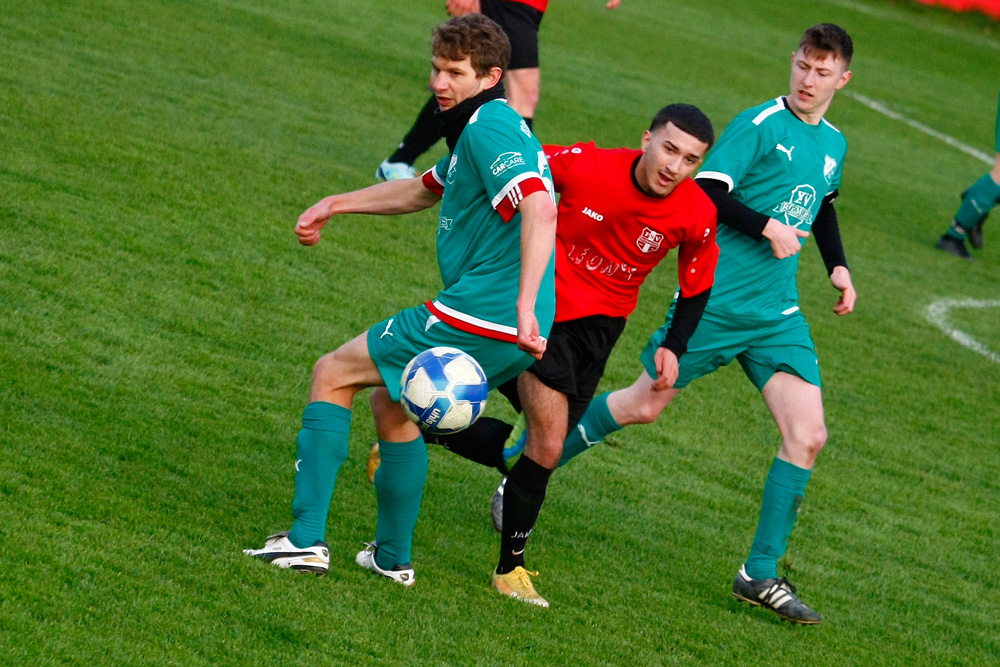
left=481, top=0, right=544, bottom=70
left=498, top=315, right=627, bottom=432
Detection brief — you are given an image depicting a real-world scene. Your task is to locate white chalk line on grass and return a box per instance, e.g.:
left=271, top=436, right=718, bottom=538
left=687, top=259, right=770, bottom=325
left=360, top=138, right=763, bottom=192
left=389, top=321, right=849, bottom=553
left=925, top=299, right=1000, bottom=364
left=844, top=91, right=994, bottom=166
left=821, top=0, right=1000, bottom=52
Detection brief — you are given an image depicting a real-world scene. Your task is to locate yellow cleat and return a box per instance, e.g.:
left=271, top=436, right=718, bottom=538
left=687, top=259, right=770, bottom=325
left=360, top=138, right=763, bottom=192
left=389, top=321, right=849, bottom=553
left=492, top=566, right=549, bottom=608
left=366, top=442, right=380, bottom=484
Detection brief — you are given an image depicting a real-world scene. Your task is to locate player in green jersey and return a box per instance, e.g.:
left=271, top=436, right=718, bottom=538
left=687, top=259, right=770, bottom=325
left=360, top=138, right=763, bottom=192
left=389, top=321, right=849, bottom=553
left=497, top=23, right=857, bottom=624
left=245, top=14, right=562, bottom=607
left=935, top=90, right=1000, bottom=259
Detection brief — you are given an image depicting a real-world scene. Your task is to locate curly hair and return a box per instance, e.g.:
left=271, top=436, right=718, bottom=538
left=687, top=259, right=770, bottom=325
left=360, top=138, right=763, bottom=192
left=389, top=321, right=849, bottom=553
left=432, top=14, right=511, bottom=76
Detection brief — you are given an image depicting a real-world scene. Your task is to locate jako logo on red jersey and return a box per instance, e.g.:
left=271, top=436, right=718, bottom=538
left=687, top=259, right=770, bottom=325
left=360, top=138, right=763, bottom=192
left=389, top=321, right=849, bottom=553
left=582, top=207, right=603, bottom=221
left=491, top=151, right=526, bottom=176
left=636, top=227, right=664, bottom=253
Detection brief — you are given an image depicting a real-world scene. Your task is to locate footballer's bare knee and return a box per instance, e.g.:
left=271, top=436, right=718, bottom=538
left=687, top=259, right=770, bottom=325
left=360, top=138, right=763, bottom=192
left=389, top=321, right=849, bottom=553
left=310, top=351, right=344, bottom=392
left=781, top=423, right=827, bottom=468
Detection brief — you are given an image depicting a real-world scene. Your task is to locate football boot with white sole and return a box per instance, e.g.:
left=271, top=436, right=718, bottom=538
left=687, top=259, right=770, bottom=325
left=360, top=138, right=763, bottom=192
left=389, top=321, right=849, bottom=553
left=243, top=531, right=329, bottom=576
left=492, top=566, right=549, bottom=608
left=355, top=542, right=415, bottom=587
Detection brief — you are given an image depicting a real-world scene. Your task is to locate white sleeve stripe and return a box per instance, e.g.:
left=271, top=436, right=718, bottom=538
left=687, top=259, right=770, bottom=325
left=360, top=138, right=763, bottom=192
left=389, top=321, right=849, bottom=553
left=695, top=171, right=734, bottom=192
left=506, top=183, right=524, bottom=209
left=752, top=97, right=785, bottom=125
left=427, top=166, right=445, bottom=186
left=491, top=171, right=543, bottom=209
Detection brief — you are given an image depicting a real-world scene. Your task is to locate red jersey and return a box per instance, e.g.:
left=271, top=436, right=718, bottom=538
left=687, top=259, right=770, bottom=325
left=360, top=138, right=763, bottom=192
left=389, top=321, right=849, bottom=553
left=545, top=142, right=718, bottom=322
left=509, top=0, right=549, bottom=11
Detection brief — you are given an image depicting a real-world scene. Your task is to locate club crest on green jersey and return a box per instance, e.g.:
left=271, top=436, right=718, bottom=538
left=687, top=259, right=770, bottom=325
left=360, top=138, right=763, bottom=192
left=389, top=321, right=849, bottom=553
left=824, top=155, right=838, bottom=184
left=773, top=184, right=817, bottom=227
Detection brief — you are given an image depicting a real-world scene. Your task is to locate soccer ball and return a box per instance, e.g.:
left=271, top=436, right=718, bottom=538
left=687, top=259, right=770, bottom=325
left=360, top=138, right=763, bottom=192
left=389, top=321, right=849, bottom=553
left=400, top=347, right=489, bottom=435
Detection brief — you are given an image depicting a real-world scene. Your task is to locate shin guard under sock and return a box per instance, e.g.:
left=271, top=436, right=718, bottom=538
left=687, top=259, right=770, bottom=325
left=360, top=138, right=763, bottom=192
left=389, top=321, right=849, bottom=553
left=744, top=458, right=812, bottom=580
left=559, top=392, right=621, bottom=467
left=373, top=437, right=428, bottom=569
left=497, top=455, right=552, bottom=574
left=288, top=402, right=351, bottom=548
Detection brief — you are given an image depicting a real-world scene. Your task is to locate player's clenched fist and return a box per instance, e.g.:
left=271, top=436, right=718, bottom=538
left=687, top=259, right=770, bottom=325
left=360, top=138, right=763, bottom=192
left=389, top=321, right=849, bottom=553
left=762, top=218, right=810, bottom=259
left=295, top=198, right=333, bottom=246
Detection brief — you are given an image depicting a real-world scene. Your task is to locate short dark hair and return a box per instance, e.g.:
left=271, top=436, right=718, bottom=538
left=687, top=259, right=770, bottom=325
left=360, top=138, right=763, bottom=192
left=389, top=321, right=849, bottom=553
left=799, top=23, right=853, bottom=67
left=649, top=104, right=715, bottom=149
left=432, top=14, right=510, bottom=77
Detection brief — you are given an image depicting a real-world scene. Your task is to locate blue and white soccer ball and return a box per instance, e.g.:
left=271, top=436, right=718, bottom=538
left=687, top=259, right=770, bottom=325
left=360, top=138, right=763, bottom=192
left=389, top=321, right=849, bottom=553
left=400, top=347, right=489, bottom=435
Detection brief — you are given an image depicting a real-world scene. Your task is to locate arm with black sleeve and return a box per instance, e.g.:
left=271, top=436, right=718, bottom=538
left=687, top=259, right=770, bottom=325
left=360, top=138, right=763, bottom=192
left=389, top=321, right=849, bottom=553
left=812, top=191, right=857, bottom=316
left=811, top=191, right=848, bottom=275
left=651, top=199, right=719, bottom=390
left=696, top=177, right=809, bottom=258
left=659, top=288, right=710, bottom=359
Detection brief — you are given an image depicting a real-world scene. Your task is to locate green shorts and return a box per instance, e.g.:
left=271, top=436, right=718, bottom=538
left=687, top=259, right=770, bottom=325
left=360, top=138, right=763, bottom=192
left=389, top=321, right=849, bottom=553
left=367, top=304, right=536, bottom=401
left=640, top=307, right=822, bottom=392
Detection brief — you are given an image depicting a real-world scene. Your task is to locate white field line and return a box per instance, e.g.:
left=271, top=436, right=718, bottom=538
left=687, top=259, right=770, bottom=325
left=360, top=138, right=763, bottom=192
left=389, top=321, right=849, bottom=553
left=844, top=91, right=994, bottom=166
left=925, top=299, right=1000, bottom=364
left=821, top=0, right=1000, bottom=51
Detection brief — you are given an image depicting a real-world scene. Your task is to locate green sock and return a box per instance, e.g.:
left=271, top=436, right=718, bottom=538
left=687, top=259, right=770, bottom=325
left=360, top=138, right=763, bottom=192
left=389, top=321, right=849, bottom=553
left=373, top=436, right=428, bottom=569
left=559, top=392, right=621, bottom=467
left=744, top=458, right=812, bottom=580
left=948, top=172, right=1000, bottom=238
left=288, top=402, right=351, bottom=548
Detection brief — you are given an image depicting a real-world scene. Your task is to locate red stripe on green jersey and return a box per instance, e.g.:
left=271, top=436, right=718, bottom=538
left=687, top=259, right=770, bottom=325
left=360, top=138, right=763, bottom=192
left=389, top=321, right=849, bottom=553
left=425, top=300, right=519, bottom=343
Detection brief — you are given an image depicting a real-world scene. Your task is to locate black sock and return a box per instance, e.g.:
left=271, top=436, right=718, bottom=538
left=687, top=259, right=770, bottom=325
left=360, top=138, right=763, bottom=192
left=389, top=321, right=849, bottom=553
left=497, top=454, right=552, bottom=574
left=388, top=95, right=442, bottom=165
left=431, top=417, right=512, bottom=473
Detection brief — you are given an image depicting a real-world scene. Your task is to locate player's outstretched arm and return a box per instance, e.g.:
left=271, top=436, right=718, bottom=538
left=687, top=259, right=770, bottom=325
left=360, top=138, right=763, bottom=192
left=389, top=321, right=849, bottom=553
left=295, top=178, right=440, bottom=246
left=829, top=265, right=856, bottom=316
left=515, top=190, right=558, bottom=359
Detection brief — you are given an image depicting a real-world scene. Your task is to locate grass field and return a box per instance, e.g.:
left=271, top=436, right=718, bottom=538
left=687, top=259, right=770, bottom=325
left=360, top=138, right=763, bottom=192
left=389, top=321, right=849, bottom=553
left=2, top=0, right=999, bottom=664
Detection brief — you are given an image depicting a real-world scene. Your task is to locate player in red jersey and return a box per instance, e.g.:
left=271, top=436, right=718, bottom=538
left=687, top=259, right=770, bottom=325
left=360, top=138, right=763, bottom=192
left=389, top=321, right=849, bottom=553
left=370, top=104, right=717, bottom=607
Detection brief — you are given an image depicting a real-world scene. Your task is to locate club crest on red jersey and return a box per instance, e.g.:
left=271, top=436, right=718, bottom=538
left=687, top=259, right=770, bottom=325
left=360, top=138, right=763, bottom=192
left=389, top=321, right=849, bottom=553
left=636, top=227, right=664, bottom=253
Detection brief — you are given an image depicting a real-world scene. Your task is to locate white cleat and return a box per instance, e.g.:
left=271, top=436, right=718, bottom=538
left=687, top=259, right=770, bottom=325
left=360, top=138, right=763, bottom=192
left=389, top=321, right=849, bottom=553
left=243, top=531, right=329, bottom=576
left=355, top=542, right=416, bottom=587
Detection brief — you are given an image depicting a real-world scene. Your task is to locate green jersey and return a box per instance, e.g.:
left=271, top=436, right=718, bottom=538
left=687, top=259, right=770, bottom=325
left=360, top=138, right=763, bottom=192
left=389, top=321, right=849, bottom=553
left=697, top=96, right=847, bottom=322
left=422, top=99, right=556, bottom=342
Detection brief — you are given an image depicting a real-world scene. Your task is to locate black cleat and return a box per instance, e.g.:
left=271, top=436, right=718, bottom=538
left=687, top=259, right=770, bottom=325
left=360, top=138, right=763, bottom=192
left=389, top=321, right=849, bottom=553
left=935, top=234, right=973, bottom=260
left=958, top=190, right=987, bottom=250
left=968, top=222, right=984, bottom=250
left=732, top=565, right=822, bottom=625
